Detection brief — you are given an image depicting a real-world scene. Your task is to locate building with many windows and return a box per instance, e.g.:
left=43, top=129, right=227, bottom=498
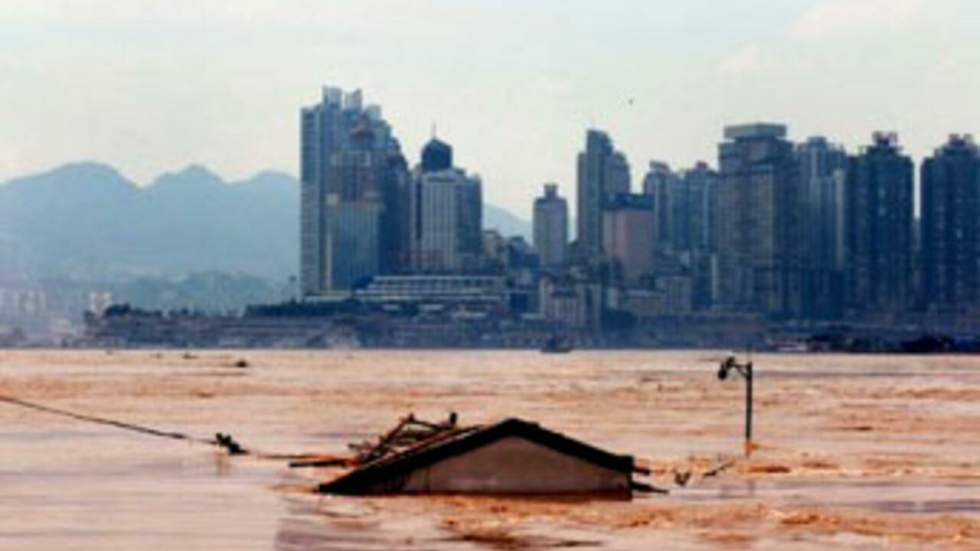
left=325, top=200, right=383, bottom=290
left=409, top=138, right=483, bottom=273
left=533, top=184, right=569, bottom=269
left=921, top=134, right=980, bottom=317
left=355, top=275, right=507, bottom=306
left=678, top=162, right=718, bottom=255
left=844, top=132, right=914, bottom=317
left=796, top=136, right=848, bottom=319
left=716, top=123, right=804, bottom=318
left=641, top=161, right=677, bottom=251
left=576, top=129, right=630, bottom=257
left=300, top=86, right=408, bottom=296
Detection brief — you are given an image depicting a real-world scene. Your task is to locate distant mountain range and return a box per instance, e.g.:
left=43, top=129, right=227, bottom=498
left=0, top=162, right=531, bottom=281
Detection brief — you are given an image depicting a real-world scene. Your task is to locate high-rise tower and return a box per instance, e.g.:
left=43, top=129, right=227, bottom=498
left=796, top=136, right=848, bottom=319
left=844, top=132, right=914, bottom=316
left=717, top=123, right=803, bottom=317
left=300, top=86, right=408, bottom=296
left=409, top=138, right=483, bottom=273
left=533, top=184, right=569, bottom=269
left=576, top=129, right=630, bottom=258
left=921, top=134, right=980, bottom=316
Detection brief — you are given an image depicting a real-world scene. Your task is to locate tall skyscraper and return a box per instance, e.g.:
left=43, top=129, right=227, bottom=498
left=409, top=138, right=483, bottom=273
left=605, top=152, right=632, bottom=195
left=717, top=123, right=803, bottom=317
left=576, top=129, right=630, bottom=257
left=680, top=161, right=719, bottom=254
left=680, top=162, right=720, bottom=309
left=642, top=161, right=678, bottom=250
left=300, top=86, right=408, bottom=296
left=533, top=184, right=569, bottom=269
left=796, top=137, right=848, bottom=319
left=643, top=161, right=717, bottom=255
left=602, top=194, right=655, bottom=285
left=325, top=200, right=382, bottom=289
left=844, top=132, right=914, bottom=316
left=921, top=134, right=980, bottom=316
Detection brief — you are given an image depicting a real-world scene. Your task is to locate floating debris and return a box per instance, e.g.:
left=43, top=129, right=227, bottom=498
left=215, top=432, right=247, bottom=455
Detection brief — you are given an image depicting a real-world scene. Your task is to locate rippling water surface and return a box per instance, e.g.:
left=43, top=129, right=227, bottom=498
left=1, top=350, right=979, bottom=550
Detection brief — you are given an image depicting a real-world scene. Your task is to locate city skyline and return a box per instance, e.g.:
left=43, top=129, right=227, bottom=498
left=3, top=1, right=980, bottom=217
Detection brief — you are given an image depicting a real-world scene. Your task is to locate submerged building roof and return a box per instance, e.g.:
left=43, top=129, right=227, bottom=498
left=318, top=418, right=636, bottom=496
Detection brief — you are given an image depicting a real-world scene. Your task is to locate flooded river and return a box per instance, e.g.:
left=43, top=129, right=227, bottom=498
left=1, top=350, right=978, bottom=549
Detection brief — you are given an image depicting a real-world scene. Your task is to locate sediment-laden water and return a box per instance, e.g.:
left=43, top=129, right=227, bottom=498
left=1, top=350, right=978, bottom=549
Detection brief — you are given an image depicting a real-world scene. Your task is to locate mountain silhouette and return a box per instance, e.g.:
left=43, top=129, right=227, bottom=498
left=0, top=162, right=530, bottom=281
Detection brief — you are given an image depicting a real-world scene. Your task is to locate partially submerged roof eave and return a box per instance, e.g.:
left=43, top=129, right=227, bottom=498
left=318, top=418, right=635, bottom=495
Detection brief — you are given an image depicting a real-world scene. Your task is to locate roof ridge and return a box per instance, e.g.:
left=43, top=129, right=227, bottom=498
left=319, top=417, right=634, bottom=495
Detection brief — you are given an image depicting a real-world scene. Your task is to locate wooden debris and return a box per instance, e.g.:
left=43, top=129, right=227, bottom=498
left=347, top=412, right=462, bottom=465
left=290, top=412, right=463, bottom=470
left=288, top=455, right=352, bottom=469
left=674, top=470, right=693, bottom=487
left=703, top=459, right=736, bottom=479
left=215, top=432, right=246, bottom=455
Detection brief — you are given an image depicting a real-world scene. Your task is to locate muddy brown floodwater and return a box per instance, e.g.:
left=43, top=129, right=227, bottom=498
left=1, top=350, right=979, bottom=550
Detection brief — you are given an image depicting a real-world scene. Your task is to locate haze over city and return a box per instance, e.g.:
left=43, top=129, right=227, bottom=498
left=5, top=3, right=980, bottom=550
left=3, top=0, right=980, bottom=217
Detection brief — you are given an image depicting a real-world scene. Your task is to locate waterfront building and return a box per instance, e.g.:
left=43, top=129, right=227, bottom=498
left=300, top=86, right=408, bottom=296
left=610, top=277, right=694, bottom=320
left=533, top=184, right=569, bottom=269
left=602, top=194, right=655, bottom=285
left=796, top=137, right=848, bottom=319
left=409, top=139, right=483, bottom=273
left=921, top=134, right=980, bottom=316
left=844, top=132, right=915, bottom=316
left=354, top=275, right=507, bottom=307
left=716, top=123, right=804, bottom=318
left=538, top=274, right=602, bottom=329
left=576, top=129, right=630, bottom=257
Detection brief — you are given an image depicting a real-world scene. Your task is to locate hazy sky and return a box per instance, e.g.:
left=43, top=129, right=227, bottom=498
left=2, top=0, right=980, bottom=216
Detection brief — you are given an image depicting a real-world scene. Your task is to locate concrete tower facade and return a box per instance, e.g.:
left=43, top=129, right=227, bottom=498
left=844, top=132, right=915, bottom=317
left=716, top=123, right=804, bottom=318
left=921, top=134, right=980, bottom=316
left=300, top=86, right=408, bottom=295
left=533, top=184, right=569, bottom=269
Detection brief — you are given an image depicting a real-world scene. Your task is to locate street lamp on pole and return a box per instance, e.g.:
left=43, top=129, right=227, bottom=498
left=718, top=355, right=754, bottom=458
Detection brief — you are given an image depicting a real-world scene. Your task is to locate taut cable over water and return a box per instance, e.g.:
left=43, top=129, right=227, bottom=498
left=0, top=393, right=248, bottom=455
